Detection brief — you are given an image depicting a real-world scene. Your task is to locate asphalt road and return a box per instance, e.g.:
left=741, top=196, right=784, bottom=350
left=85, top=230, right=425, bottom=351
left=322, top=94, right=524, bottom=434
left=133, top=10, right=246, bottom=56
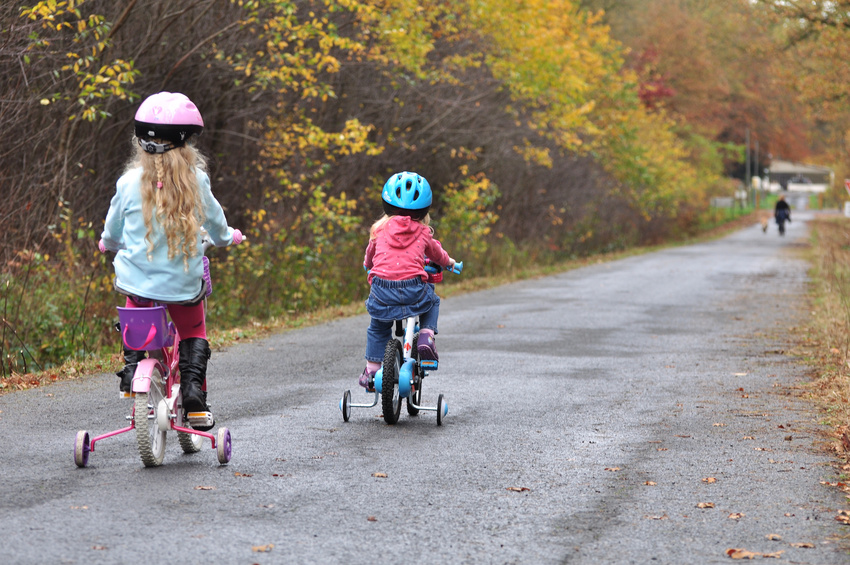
left=1, top=211, right=848, bottom=564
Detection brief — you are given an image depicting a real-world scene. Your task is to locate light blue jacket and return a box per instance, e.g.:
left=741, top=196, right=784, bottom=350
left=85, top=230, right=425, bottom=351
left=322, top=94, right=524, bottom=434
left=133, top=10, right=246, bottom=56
left=101, top=166, right=234, bottom=302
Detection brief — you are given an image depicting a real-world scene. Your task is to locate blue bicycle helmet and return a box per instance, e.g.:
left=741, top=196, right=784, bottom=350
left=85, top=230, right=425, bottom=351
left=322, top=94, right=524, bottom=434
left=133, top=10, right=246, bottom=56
left=381, top=171, right=432, bottom=219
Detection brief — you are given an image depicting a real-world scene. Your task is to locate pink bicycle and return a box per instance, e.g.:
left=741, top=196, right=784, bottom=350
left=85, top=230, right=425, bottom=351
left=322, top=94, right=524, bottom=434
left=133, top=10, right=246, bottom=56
left=74, top=246, right=231, bottom=467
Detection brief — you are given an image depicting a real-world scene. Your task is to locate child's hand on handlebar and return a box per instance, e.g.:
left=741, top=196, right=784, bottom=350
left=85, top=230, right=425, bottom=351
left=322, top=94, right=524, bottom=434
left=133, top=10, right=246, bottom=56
left=98, top=239, right=107, bottom=253
left=231, top=229, right=244, bottom=245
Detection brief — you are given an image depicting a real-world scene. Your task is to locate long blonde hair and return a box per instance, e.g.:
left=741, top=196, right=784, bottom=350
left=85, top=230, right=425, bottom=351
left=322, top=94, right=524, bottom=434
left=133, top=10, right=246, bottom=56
left=127, top=140, right=207, bottom=270
left=369, top=213, right=432, bottom=240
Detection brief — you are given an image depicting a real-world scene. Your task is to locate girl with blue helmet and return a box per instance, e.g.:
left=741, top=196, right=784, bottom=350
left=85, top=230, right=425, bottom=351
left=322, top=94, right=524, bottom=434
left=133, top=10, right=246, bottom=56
left=359, top=171, right=457, bottom=389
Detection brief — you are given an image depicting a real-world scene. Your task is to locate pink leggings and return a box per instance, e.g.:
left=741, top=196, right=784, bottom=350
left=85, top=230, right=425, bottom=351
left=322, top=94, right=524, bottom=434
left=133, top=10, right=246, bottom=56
left=125, top=297, right=207, bottom=340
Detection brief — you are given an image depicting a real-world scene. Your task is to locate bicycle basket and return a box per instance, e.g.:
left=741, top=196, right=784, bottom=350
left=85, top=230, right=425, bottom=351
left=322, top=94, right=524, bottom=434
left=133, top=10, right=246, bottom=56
left=117, top=306, right=175, bottom=351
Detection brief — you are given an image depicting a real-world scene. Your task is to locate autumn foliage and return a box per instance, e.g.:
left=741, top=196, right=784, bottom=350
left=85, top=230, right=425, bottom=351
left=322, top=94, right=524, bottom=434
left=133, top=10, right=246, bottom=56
left=0, top=0, right=839, bottom=372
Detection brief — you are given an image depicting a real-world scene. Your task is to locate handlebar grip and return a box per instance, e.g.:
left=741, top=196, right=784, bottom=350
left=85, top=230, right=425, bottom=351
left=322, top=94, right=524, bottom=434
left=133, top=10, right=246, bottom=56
left=450, top=261, right=463, bottom=274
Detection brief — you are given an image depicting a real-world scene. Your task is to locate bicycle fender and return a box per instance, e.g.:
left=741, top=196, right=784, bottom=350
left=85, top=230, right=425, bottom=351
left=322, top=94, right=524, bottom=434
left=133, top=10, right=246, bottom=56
left=398, top=359, right=415, bottom=398
left=131, top=358, right=160, bottom=393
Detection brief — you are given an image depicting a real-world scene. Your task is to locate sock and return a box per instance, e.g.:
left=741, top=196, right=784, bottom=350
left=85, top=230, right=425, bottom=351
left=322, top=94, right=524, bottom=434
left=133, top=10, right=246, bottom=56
left=366, top=361, right=381, bottom=373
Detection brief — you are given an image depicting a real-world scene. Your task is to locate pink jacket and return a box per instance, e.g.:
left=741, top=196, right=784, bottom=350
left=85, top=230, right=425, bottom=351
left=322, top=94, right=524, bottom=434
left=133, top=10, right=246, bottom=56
left=364, top=216, right=451, bottom=284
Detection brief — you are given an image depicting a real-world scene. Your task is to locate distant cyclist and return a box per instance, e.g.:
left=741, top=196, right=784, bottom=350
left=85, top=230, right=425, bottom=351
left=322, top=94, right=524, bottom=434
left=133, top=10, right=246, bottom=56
left=774, top=194, right=791, bottom=236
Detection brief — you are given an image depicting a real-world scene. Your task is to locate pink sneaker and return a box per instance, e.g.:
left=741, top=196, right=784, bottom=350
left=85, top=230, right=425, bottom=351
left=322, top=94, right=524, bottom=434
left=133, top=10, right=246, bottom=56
left=358, top=367, right=375, bottom=391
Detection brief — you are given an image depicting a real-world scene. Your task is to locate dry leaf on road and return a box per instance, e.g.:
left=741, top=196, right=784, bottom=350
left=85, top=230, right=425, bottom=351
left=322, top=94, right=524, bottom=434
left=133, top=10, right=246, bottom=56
left=696, top=502, right=715, bottom=509
left=252, top=544, right=274, bottom=553
left=726, top=548, right=758, bottom=559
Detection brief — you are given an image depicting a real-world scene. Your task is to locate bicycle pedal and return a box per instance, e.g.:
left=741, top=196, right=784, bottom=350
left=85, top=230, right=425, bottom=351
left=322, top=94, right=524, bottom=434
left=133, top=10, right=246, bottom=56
left=187, top=411, right=214, bottom=428
left=420, top=360, right=438, bottom=370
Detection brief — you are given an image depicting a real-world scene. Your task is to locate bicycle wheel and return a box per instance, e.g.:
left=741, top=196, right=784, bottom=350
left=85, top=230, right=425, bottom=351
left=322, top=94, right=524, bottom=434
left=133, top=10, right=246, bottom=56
left=134, top=370, right=167, bottom=467
left=382, top=339, right=403, bottom=425
left=217, top=427, right=232, bottom=464
left=178, top=429, right=203, bottom=454
left=341, top=390, right=352, bottom=422
left=73, top=430, right=90, bottom=468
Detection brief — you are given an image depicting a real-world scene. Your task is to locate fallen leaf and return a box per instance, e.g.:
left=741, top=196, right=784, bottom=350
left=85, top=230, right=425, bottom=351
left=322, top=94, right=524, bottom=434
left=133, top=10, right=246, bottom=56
left=766, top=534, right=782, bottom=541
left=741, top=394, right=749, bottom=398
left=252, top=544, right=274, bottom=552
left=762, top=551, right=784, bottom=558
left=784, top=513, right=794, bottom=517
left=743, top=436, right=755, bottom=440
left=372, top=472, right=388, bottom=478
left=726, top=548, right=758, bottom=559
left=604, top=467, right=620, bottom=472
left=644, top=513, right=669, bottom=520
left=697, top=502, right=715, bottom=509
left=91, top=546, right=108, bottom=551
left=713, top=423, right=727, bottom=427
left=657, top=448, right=668, bottom=451
left=506, top=487, right=530, bottom=492
left=702, top=477, right=717, bottom=484
left=644, top=481, right=657, bottom=486
left=728, top=512, right=745, bottom=520
left=790, top=542, right=814, bottom=548
left=194, top=486, right=215, bottom=490
left=367, top=516, right=377, bottom=522
left=836, top=514, right=850, bottom=524
left=234, top=472, right=253, bottom=477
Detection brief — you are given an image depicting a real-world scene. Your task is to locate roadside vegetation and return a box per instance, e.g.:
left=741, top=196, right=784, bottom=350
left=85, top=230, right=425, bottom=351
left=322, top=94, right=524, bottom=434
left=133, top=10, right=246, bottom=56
left=801, top=217, right=850, bottom=452
left=3, top=1, right=850, bottom=387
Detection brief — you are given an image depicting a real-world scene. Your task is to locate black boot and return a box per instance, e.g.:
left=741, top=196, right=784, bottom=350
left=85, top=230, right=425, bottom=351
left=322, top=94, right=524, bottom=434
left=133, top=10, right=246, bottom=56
left=116, top=348, right=146, bottom=392
left=179, top=337, right=214, bottom=430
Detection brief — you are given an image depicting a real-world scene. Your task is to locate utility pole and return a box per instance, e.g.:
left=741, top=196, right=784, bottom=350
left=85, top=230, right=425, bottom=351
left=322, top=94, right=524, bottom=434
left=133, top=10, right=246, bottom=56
left=754, top=139, right=759, bottom=209
left=745, top=128, right=751, bottom=210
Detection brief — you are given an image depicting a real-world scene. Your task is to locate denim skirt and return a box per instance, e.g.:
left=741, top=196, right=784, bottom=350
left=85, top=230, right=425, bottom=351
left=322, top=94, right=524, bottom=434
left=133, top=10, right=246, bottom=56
left=366, top=276, right=438, bottom=322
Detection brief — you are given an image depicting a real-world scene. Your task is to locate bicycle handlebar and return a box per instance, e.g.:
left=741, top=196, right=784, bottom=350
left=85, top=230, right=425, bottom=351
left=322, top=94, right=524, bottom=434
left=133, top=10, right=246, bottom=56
left=424, top=260, right=463, bottom=275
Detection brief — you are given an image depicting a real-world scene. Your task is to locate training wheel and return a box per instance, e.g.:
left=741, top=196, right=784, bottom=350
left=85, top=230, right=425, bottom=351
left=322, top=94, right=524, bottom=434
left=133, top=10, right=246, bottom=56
left=74, top=430, right=91, bottom=468
left=216, top=427, right=232, bottom=464
left=436, top=394, right=447, bottom=426
left=341, top=390, right=352, bottom=422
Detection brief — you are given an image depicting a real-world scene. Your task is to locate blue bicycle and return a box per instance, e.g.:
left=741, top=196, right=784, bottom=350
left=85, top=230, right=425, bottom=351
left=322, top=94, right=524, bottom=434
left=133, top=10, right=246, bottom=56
left=340, top=261, right=462, bottom=425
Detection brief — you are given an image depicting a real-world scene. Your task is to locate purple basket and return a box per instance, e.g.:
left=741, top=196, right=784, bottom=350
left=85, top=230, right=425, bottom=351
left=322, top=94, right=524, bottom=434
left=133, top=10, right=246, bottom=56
left=117, top=306, right=175, bottom=351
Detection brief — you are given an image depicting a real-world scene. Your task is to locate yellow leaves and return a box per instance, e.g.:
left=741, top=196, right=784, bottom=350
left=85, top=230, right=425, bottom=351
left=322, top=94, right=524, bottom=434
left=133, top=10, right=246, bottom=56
left=21, top=4, right=139, bottom=122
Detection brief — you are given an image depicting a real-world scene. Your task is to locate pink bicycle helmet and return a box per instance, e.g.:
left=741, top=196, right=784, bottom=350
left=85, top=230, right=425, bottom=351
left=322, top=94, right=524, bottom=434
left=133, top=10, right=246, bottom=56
left=134, top=92, right=204, bottom=154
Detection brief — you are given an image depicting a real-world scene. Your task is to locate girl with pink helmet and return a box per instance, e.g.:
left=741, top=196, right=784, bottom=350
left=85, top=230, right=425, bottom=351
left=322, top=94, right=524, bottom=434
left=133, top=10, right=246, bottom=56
left=99, top=91, right=242, bottom=431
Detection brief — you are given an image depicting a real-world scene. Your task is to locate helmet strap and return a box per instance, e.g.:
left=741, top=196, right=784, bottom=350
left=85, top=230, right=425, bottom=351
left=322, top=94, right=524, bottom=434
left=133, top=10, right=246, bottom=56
left=138, top=138, right=179, bottom=154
